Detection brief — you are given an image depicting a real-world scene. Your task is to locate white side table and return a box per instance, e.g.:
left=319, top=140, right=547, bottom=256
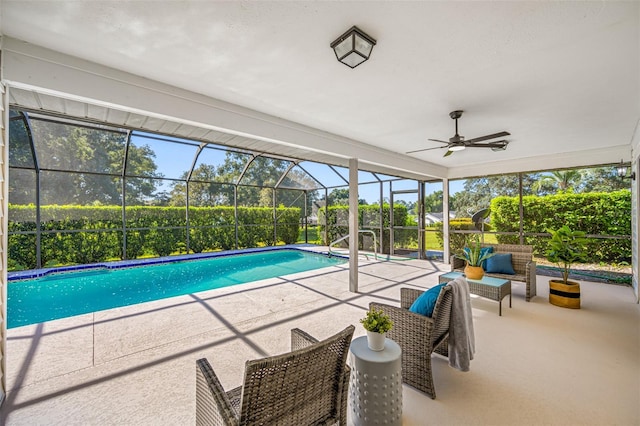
left=348, top=336, right=402, bottom=426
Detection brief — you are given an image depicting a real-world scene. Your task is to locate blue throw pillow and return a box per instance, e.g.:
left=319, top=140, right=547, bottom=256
left=485, top=253, right=515, bottom=274
left=409, top=283, right=445, bottom=317
left=463, top=246, right=493, bottom=268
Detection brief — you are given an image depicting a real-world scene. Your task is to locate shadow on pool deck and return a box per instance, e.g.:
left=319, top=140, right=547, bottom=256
left=2, top=254, right=639, bottom=425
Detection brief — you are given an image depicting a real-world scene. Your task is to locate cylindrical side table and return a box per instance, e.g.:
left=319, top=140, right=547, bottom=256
left=348, top=335, right=402, bottom=426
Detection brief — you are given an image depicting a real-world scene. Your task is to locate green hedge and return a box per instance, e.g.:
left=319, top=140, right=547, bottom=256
left=491, top=191, right=631, bottom=263
left=8, top=204, right=300, bottom=270
left=435, top=218, right=478, bottom=255
left=318, top=204, right=409, bottom=253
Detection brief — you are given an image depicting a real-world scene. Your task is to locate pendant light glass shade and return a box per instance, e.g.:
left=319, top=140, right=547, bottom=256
left=331, top=26, right=376, bottom=69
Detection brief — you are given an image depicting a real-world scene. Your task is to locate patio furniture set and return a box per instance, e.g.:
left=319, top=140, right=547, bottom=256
left=450, top=243, right=537, bottom=301
left=195, top=286, right=452, bottom=425
left=196, top=245, right=534, bottom=425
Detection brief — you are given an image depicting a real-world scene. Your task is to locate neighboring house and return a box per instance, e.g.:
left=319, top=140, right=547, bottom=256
left=425, top=211, right=456, bottom=225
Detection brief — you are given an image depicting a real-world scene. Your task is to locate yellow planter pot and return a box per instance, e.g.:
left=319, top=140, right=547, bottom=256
left=464, top=265, right=484, bottom=280
left=549, top=280, right=581, bottom=309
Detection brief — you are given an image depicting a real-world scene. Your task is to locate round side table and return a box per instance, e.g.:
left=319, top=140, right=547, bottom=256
left=348, top=335, right=402, bottom=426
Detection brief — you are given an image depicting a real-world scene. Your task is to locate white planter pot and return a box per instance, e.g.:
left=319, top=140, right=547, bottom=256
left=366, top=330, right=386, bottom=351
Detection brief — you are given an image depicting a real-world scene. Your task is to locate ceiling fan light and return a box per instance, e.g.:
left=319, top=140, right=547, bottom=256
left=449, top=145, right=466, bottom=151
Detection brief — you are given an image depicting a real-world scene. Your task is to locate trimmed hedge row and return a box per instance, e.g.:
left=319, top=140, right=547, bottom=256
left=434, top=191, right=631, bottom=264
left=491, top=191, right=631, bottom=263
left=8, top=205, right=300, bottom=270
left=434, top=218, right=488, bottom=255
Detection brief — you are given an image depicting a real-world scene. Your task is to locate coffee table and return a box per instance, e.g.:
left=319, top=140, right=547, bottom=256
left=438, top=271, right=511, bottom=316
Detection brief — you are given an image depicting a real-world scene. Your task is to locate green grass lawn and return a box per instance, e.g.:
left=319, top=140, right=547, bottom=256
left=297, top=226, right=322, bottom=244
left=298, top=228, right=500, bottom=250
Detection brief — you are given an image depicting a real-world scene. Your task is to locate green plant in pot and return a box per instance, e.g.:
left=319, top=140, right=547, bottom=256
left=360, top=308, right=393, bottom=351
left=546, top=225, right=588, bottom=309
left=455, top=237, right=494, bottom=280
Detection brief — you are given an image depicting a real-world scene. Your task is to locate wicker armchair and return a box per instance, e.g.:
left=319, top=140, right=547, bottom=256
left=196, top=325, right=355, bottom=426
left=370, top=286, right=453, bottom=399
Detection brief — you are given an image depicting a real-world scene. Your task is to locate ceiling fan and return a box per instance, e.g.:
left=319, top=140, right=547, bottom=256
left=407, top=110, right=510, bottom=157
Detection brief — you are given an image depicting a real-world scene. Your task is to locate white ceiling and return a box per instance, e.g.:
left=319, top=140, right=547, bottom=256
left=1, top=1, right=639, bottom=178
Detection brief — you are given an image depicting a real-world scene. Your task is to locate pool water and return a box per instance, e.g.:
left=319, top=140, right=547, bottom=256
left=8, top=249, right=346, bottom=328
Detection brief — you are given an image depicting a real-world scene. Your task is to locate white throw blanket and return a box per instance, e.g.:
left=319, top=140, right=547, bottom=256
left=447, top=276, right=475, bottom=371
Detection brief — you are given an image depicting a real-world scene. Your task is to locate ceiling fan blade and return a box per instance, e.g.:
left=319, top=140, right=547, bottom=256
left=467, top=140, right=509, bottom=148
left=406, top=145, right=449, bottom=154
left=427, top=139, right=450, bottom=144
left=443, top=149, right=454, bottom=157
left=465, top=131, right=510, bottom=144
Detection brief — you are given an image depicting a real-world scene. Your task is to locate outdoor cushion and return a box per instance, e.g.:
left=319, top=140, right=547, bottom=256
left=485, top=253, right=515, bottom=275
left=409, top=283, right=446, bottom=317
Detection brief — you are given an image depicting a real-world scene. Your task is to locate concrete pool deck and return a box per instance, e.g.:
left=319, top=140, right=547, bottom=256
left=2, top=250, right=639, bottom=425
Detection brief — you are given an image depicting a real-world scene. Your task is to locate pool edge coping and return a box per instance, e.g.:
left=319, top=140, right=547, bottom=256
left=8, top=244, right=347, bottom=281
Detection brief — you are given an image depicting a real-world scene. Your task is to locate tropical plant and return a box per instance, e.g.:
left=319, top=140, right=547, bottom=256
left=546, top=225, right=588, bottom=284
left=360, top=308, right=393, bottom=334
left=455, top=238, right=494, bottom=267
left=532, top=170, right=583, bottom=194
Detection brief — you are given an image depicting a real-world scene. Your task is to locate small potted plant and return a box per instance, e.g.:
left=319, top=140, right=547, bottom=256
left=360, top=308, right=393, bottom=351
left=455, top=237, right=494, bottom=280
left=546, top=225, right=588, bottom=309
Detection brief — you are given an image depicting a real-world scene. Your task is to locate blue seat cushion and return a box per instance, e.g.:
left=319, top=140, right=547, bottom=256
left=409, top=283, right=446, bottom=317
left=485, top=253, right=516, bottom=275
left=463, top=246, right=493, bottom=268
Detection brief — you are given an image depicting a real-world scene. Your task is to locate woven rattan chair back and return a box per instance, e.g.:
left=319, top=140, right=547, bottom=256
left=429, top=285, right=453, bottom=349
left=196, top=325, right=354, bottom=426
left=370, top=285, right=453, bottom=399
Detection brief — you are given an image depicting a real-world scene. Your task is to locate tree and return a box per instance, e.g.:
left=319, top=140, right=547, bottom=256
left=392, top=199, right=417, bottom=217
left=327, top=188, right=367, bottom=205
left=8, top=112, right=160, bottom=206
left=123, top=143, right=160, bottom=204
left=532, top=170, right=583, bottom=194
left=451, top=173, right=542, bottom=218
left=424, top=190, right=443, bottom=213
left=169, top=164, right=232, bottom=206
left=530, top=167, right=628, bottom=195
left=452, top=175, right=511, bottom=217
left=8, top=112, right=37, bottom=204
left=167, top=151, right=319, bottom=214
left=8, top=112, right=34, bottom=168
left=579, top=167, right=629, bottom=193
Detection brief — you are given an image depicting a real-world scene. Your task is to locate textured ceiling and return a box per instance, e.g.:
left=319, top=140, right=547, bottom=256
left=1, top=1, right=638, bottom=176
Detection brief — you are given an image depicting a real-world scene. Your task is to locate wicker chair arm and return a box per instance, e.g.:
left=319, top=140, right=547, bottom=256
left=525, top=260, right=537, bottom=301
left=290, top=327, right=319, bottom=351
left=196, top=358, right=240, bottom=426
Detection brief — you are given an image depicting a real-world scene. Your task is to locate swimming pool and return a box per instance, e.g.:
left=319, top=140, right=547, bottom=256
left=7, top=248, right=346, bottom=328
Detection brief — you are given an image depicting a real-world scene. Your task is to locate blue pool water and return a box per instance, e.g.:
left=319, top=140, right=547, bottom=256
left=8, top=249, right=346, bottom=328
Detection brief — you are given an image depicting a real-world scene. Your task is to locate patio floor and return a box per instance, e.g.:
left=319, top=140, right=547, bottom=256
left=1, top=251, right=638, bottom=425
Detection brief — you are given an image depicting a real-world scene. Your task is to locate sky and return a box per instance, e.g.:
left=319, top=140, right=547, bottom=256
left=135, top=133, right=465, bottom=205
